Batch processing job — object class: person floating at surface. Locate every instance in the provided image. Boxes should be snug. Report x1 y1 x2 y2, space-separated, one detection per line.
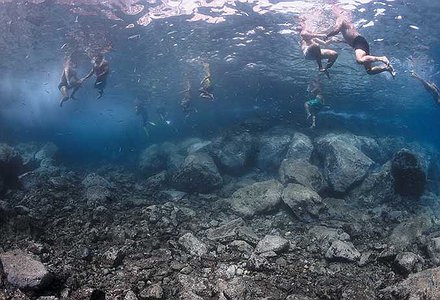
299 18 339 78
324 8 396 78
411 71 440 105
304 84 325 129
81 53 110 99
58 57 82 107
199 62 214 101
134 98 155 137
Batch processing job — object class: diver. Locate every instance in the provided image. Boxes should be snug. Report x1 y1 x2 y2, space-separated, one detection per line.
323 7 396 78
135 98 155 137
411 71 440 105
304 83 325 129
58 57 82 107
299 17 339 78
81 53 110 99
199 62 214 101
181 77 193 117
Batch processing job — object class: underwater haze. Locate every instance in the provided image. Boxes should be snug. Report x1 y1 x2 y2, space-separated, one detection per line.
0 0 439 163
3 0 440 299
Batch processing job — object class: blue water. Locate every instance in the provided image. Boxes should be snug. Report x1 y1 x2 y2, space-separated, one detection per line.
1 0 440 164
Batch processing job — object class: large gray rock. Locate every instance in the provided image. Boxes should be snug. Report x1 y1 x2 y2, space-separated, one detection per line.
178 233 208 257
281 183 324 220
427 237 440 265
15 143 41 172
254 235 289 254
257 129 292 171
391 149 426 198
0 250 51 289
34 142 58 162
348 162 396 207
279 159 326 192
0 144 23 194
394 252 424 274
82 173 113 189
210 131 256 174
139 144 168 176
229 180 283 217
389 214 433 251
171 152 223 193
206 218 259 245
380 266 440 299
325 240 360 262
285 132 313 161
308 226 351 252
316 134 374 193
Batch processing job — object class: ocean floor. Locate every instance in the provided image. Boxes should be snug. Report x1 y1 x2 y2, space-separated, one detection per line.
2 123 440 299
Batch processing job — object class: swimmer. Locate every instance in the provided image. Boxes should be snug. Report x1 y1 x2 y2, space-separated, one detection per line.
81 53 110 99
304 84 325 129
199 62 214 101
411 71 440 105
135 98 155 137
299 18 339 77
324 8 395 78
58 57 82 107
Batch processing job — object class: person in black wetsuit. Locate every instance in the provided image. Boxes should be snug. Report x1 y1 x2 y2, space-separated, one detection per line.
324 8 396 78
135 98 154 137
81 53 110 99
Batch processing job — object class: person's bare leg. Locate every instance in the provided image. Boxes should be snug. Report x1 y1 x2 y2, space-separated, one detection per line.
356 50 395 78
321 49 338 69
59 86 69 107
304 102 311 119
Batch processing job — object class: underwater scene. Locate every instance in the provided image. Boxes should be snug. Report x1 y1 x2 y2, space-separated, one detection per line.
2 0 440 299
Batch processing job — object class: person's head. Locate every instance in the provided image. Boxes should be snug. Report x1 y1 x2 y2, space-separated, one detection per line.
92 53 104 64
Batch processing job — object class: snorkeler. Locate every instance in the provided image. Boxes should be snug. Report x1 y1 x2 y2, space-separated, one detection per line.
304 83 325 129
135 98 155 137
411 71 440 105
324 8 396 78
199 62 214 101
81 53 110 99
58 57 82 107
181 77 193 117
299 18 339 78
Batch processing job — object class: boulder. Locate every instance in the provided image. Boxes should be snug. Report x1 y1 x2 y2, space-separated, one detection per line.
217 278 248 300
325 240 360 262
34 142 58 162
391 149 426 198
0 250 51 289
82 173 113 189
171 152 223 193
210 131 256 174
316 134 374 193
380 266 440 299
187 140 211 154
348 162 395 207
178 233 208 257
279 159 326 192
427 237 440 265
229 180 283 217
285 132 313 161
257 128 292 171
139 144 168 176
281 183 324 220
394 252 424 274
142 283 163 299
206 218 259 245
254 235 289 254
15 143 40 172
389 214 432 251
85 185 112 206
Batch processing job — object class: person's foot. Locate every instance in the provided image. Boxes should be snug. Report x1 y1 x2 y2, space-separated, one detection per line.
97 91 103 99
388 64 396 79
320 68 330 79
381 56 390 66
59 96 68 107
306 113 311 120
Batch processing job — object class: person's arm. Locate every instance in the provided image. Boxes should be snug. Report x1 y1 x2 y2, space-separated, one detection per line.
200 76 210 85
325 18 343 38
411 72 436 91
301 31 326 40
81 68 94 83
97 61 109 77
313 37 345 45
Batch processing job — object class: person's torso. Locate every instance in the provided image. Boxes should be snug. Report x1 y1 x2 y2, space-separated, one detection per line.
94 61 108 76
341 22 359 46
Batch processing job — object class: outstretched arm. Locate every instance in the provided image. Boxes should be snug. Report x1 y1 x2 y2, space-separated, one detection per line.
325 18 344 38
